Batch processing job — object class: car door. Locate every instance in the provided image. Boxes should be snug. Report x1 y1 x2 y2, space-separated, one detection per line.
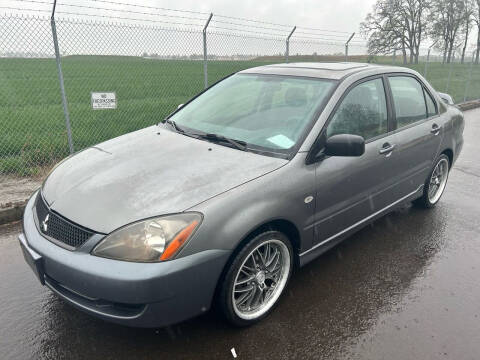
380 75 443 203
311 76 400 246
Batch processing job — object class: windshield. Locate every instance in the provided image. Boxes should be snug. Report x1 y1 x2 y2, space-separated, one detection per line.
168 74 336 156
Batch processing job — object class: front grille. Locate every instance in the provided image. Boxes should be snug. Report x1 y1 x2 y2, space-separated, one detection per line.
35 194 94 249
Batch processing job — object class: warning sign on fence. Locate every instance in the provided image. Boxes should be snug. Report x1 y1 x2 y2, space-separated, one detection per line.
91 92 117 109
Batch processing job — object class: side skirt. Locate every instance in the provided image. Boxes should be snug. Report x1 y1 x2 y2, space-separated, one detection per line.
298 185 424 267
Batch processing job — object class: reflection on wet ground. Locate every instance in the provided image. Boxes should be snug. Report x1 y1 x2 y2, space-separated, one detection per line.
1 109 479 360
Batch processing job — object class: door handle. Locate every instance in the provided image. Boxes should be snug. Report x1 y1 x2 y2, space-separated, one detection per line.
430 124 442 135
379 143 396 155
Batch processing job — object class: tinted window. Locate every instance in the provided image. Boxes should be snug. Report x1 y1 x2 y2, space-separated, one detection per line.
327 78 388 141
424 89 437 117
389 76 427 128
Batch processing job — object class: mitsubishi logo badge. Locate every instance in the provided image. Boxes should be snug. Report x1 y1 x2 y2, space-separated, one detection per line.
42 214 49 232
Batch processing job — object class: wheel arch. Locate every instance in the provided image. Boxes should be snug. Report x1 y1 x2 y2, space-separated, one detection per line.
212 218 301 305
231 218 301 267
441 148 453 167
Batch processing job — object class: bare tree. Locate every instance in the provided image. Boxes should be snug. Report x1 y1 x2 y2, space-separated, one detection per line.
475 0 480 63
430 0 466 63
398 0 429 63
361 0 401 60
460 0 475 63
361 0 428 64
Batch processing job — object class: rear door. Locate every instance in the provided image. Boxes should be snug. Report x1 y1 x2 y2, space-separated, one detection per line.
312 76 399 245
380 74 443 202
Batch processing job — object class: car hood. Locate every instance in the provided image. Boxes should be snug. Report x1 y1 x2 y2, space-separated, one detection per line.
42 126 287 233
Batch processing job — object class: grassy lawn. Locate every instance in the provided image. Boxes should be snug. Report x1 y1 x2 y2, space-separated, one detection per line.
1 55 479 176
386 60 480 103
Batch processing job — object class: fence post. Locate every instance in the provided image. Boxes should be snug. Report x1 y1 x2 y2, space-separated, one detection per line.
51 0 74 154
202 13 213 89
423 48 431 77
424 41 437 79
463 49 476 102
446 53 455 93
345 32 355 62
285 26 296 63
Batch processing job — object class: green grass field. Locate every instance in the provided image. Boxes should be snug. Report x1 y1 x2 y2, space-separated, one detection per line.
1 55 479 176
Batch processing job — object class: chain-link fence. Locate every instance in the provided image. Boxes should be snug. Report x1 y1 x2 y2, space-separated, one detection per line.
1 13 68 177
1 2 480 178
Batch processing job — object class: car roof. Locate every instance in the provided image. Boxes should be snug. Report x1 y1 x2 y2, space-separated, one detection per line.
238 62 412 80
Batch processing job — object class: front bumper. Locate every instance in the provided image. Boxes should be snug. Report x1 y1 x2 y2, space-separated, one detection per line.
19 191 231 327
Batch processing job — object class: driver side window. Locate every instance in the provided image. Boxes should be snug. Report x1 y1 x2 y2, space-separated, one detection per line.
327 78 388 141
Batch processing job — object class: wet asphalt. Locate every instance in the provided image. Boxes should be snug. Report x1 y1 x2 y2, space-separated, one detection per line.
1 108 480 360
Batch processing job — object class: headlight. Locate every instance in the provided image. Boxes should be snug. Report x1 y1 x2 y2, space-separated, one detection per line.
92 213 202 262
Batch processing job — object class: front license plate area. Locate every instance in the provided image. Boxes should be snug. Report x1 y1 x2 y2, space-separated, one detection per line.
19 236 45 285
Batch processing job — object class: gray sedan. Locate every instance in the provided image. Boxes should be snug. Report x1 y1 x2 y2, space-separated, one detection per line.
19 62 464 327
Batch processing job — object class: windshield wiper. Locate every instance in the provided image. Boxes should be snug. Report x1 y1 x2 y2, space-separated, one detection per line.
198 133 248 151
164 119 185 133
163 122 248 151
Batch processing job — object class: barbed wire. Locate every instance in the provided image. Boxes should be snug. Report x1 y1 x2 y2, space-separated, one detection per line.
54 10 205 28
5 0 360 41
7 0 52 6
0 6 49 13
8 0 358 36
208 25 291 38
210 19 295 34
209 20 359 40
0 9 366 43
56 2 208 24
1 1 369 48
85 0 210 16
296 26 352 34
295 31 351 39
213 13 354 35
213 13 291 29
0 9 368 44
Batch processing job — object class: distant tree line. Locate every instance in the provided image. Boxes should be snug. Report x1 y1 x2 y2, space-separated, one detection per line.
361 0 480 64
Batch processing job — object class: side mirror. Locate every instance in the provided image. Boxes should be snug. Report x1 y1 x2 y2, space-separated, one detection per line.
324 134 365 157
437 92 454 105
177 103 184 109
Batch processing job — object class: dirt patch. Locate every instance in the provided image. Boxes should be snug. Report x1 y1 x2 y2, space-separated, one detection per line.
457 99 480 111
0 175 42 208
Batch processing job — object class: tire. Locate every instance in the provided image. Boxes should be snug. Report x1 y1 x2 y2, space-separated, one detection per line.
218 230 293 327
413 154 450 209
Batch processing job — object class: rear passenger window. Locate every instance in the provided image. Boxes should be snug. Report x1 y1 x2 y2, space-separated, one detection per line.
327 78 388 141
424 89 437 117
389 76 427 128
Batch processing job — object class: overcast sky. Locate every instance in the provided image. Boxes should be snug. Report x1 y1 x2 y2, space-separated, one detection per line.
3 0 375 36
153 0 376 34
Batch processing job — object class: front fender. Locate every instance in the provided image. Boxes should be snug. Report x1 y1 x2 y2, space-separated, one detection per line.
179 154 316 258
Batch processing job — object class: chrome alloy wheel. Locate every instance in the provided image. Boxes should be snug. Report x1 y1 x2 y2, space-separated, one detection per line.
428 158 449 204
232 239 290 320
